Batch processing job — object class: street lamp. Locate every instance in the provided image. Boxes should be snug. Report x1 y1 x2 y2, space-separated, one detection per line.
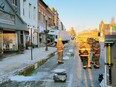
44 17 49 51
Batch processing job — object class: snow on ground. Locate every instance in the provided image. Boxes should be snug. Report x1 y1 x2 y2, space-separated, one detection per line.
69 49 73 53
0 47 57 83
9 72 48 82
63 56 69 60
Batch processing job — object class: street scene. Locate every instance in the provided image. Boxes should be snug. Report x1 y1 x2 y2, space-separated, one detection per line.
0 0 116 87
0 42 104 87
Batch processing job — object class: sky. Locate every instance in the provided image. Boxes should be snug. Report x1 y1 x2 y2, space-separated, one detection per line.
43 0 116 32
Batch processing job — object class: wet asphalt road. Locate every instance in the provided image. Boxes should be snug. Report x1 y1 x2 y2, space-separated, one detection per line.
0 42 105 87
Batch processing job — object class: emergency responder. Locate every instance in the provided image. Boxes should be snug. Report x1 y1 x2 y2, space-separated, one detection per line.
79 46 88 69
87 38 94 63
87 38 93 48
56 38 64 64
78 40 89 69
78 41 85 62
79 46 84 62
90 38 96 64
91 38 101 68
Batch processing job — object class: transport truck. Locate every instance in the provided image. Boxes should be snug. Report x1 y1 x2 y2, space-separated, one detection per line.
48 29 70 46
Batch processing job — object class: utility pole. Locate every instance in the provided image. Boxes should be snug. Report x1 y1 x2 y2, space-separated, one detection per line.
45 19 48 51
31 28 33 60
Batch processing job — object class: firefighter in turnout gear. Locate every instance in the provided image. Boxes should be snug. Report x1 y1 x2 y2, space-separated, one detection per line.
87 38 95 63
91 38 101 68
79 46 89 69
79 41 90 69
56 38 64 64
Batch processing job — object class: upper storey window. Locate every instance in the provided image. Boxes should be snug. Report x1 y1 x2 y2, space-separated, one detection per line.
12 0 17 6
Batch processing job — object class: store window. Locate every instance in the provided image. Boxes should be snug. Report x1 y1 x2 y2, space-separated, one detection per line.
3 33 18 51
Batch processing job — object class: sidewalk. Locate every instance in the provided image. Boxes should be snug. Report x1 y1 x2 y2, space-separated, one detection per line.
0 47 57 84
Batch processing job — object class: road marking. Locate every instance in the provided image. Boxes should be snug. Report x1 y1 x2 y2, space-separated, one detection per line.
88 69 94 87
68 74 73 87
84 71 88 87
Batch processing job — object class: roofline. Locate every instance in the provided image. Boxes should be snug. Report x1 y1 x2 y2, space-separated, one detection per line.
39 0 48 8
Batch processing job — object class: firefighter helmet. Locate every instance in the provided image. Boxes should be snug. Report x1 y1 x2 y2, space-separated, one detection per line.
58 38 62 41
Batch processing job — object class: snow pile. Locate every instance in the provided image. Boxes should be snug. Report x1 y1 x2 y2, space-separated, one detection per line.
9 72 48 82
69 49 73 53
53 69 66 73
9 75 34 81
63 56 69 60
66 53 71 55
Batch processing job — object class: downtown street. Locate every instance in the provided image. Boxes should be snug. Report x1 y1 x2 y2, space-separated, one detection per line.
0 42 104 87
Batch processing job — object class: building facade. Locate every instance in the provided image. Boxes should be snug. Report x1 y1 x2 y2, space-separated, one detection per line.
19 0 38 47
50 7 59 29
38 0 55 45
0 0 27 55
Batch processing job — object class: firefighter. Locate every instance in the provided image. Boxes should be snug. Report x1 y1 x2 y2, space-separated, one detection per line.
80 46 88 69
78 41 85 62
79 46 84 62
92 38 101 68
56 38 64 64
87 38 95 63
79 40 89 69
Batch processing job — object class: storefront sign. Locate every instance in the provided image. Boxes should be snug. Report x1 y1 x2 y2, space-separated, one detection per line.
0 18 15 25
0 12 15 25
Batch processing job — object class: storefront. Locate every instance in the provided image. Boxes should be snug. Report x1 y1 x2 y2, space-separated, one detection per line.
0 0 27 55
3 31 18 51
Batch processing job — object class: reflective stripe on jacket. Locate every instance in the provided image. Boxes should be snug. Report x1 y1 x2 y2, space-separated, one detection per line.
80 55 89 57
95 54 100 57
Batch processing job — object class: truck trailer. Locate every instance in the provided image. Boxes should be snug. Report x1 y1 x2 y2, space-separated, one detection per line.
48 29 70 46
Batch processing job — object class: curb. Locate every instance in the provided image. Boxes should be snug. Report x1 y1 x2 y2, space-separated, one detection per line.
0 51 56 84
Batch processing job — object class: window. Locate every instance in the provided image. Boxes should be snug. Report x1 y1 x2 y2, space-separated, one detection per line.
23 0 26 16
39 12 41 21
43 15 45 22
12 0 17 6
40 12 42 22
41 14 43 22
33 7 36 20
3 33 18 51
29 3 31 18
